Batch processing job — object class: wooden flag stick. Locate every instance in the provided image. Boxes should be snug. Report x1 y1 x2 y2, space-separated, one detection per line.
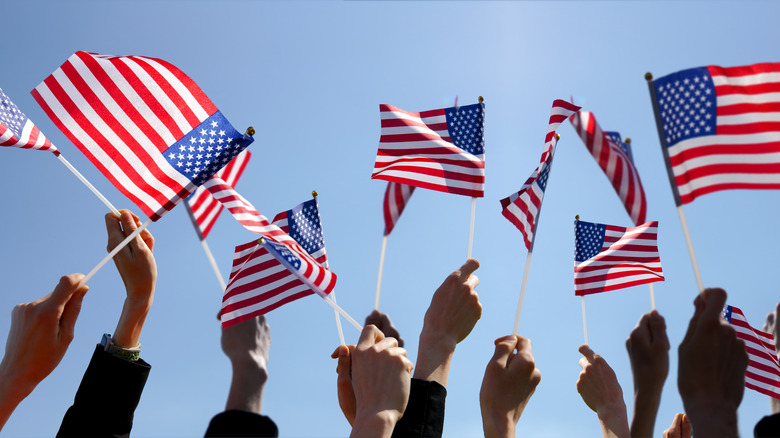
82 218 154 285
648 283 656 311
57 154 119 215
312 190 345 345
467 196 476 259
184 202 227 291
374 235 388 310
512 251 533 336
581 296 589 345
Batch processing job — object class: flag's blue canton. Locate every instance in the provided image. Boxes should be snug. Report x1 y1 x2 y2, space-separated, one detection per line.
654 67 717 148
445 102 485 156
163 110 253 186
264 239 302 270
537 162 551 192
605 131 634 162
287 199 325 255
574 220 606 262
722 305 733 322
0 89 29 137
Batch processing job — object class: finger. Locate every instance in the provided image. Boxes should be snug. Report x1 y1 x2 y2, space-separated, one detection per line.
357 324 383 349
648 310 670 349
456 258 480 282
578 344 596 361
335 345 352 376
104 211 126 250
48 274 86 311
466 274 479 289
578 356 589 370
60 283 89 341
681 413 691 438
699 288 728 326
375 336 399 351
119 210 145 253
490 335 519 367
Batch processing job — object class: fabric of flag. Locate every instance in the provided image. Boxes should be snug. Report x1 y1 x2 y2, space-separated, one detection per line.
574 219 664 296
186 150 251 239
220 197 335 328
32 51 253 221
0 88 57 154
500 99 581 250
569 110 647 225
723 305 780 400
651 62 780 205
372 102 485 197
383 181 415 236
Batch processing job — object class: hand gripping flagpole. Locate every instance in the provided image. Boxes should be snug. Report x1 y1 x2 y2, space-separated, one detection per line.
55 153 119 215
313 190 346 346
512 133 560 336
466 96 484 260
184 201 227 291
82 217 154 285
645 73 704 292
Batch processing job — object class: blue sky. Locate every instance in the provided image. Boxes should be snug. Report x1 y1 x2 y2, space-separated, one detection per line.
2 1 779 437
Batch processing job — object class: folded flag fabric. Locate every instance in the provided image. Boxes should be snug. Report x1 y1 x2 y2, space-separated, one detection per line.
221 197 334 328
383 181 415 236
723 305 780 400
500 100 580 250
650 62 780 205
32 51 253 221
574 219 664 296
372 101 485 197
570 110 647 225
187 150 251 239
1 88 57 154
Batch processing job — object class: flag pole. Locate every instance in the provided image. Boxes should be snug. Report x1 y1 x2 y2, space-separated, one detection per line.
581 295 589 345
648 283 656 311
82 218 154 285
56 153 119 215
646 72 704 292
512 133 560 335
313 190 346 346
467 196 476 259
184 202 227 291
374 235 388 310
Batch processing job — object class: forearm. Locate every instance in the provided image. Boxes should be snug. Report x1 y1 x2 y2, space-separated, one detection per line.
112 295 153 348
629 390 662 438
224 360 267 413
412 332 456 386
481 413 515 438
0 362 37 430
684 402 739 437
597 404 630 438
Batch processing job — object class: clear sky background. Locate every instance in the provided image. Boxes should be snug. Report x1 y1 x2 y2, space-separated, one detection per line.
2 1 779 437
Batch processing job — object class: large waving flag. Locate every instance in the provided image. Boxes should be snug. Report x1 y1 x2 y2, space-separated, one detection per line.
32 51 253 221
221 196 334 328
187 150 251 239
500 100 581 250
1 88 57 154
372 101 485 197
570 111 647 225
649 62 780 205
574 219 664 296
723 305 780 400
383 182 415 236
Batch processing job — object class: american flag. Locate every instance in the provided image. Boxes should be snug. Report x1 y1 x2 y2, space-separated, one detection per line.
723 305 780 400
383 181 415 236
220 197 335 328
186 150 251 239
32 51 253 221
500 100 580 250
1 88 57 154
569 111 647 225
574 219 664 296
372 102 485 198
650 63 780 205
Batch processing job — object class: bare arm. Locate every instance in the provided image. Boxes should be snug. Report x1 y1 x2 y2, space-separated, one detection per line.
626 311 669 437
576 345 630 438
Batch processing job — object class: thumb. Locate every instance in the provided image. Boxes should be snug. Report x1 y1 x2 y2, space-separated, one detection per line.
491 335 518 367
48 274 86 311
60 284 89 341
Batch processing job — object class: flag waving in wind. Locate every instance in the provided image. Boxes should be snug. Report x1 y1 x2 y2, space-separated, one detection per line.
1 88 57 154
722 305 780 400
383 182 415 236
221 196 334 328
32 51 253 221
500 99 580 250
372 101 485 197
649 62 780 205
574 219 664 296
570 110 647 225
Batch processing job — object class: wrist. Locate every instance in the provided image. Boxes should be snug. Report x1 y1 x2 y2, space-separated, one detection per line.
683 400 739 436
350 410 400 438
112 298 152 348
481 412 516 438
413 333 456 385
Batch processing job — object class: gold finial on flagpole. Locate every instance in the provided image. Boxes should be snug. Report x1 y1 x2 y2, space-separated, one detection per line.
246 126 256 136
478 96 484 103
645 72 653 81
312 190 319 198
625 138 632 145
556 133 561 140
258 237 265 245
575 215 580 220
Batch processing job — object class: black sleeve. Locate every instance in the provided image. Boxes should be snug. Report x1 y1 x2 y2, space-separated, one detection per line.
204 410 278 437
754 412 780 438
391 378 447 438
57 344 151 438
